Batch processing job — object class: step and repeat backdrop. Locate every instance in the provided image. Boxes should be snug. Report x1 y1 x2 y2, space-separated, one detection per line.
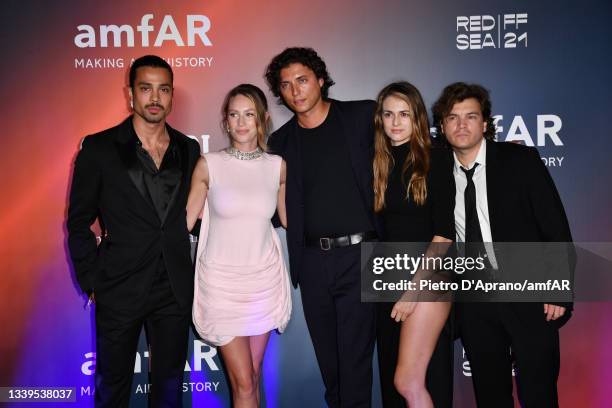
1 0 611 406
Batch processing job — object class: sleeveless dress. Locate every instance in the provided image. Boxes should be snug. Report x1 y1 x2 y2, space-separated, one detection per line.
193 151 292 346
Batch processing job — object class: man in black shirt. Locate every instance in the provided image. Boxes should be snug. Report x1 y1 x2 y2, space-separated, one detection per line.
67 55 200 407
266 47 381 407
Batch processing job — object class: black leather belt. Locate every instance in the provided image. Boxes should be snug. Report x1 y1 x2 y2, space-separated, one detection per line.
305 231 378 251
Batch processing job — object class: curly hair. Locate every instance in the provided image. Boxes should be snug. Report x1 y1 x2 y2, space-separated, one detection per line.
432 82 496 142
264 47 335 103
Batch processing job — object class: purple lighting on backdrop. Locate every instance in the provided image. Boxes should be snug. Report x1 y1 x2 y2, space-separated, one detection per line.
189 370 224 408
189 342 225 408
263 332 280 408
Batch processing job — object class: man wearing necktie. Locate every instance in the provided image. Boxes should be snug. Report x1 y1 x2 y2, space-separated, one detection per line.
432 82 573 407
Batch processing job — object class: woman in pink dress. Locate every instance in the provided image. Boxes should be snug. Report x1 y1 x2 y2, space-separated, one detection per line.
186 84 291 408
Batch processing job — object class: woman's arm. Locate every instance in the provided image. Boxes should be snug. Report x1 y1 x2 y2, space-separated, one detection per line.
277 159 287 228
186 156 209 231
390 235 453 322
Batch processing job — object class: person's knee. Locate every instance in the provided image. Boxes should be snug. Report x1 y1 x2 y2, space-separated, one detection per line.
252 363 262 383
231 370 256 398
394 369 426 401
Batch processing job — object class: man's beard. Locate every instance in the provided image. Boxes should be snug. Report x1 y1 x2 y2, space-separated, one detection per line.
136 104 168 124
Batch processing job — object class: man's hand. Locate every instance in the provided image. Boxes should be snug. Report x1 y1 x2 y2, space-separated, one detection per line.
85 292 95 309
544 304 565 321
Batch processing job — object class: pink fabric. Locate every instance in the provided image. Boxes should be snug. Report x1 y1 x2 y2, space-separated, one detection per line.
193 151 291 346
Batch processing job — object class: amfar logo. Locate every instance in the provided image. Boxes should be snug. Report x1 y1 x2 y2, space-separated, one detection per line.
432 114 566 167
74 14 212 48
456 13 527 50
493 114 562 147
80 340 220 375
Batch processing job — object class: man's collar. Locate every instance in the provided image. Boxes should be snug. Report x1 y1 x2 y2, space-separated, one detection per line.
128 117 177 148
453 138 487 172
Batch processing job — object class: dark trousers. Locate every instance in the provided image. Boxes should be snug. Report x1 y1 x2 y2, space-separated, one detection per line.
300 245 376 408
459 302 563 408
376 303 454 408
94 264 190 408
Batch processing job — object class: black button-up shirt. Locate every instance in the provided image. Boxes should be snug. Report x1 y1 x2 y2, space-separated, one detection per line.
133 129 182 221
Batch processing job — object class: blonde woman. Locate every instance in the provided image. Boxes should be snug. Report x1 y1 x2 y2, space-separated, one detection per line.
187 84 291 408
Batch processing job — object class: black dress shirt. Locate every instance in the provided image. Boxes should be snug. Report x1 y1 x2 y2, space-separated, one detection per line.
134 131 182 221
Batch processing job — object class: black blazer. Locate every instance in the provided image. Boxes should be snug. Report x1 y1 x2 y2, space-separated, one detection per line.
268 99 383 287
67 117 201 311
449 139 574 309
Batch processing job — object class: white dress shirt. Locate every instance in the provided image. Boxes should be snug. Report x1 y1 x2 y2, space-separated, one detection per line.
453 138 497 267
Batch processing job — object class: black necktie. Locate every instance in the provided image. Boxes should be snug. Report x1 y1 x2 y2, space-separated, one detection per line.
461 164 483 245
461 163 494 287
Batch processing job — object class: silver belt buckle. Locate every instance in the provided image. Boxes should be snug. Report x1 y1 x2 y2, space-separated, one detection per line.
320 237 332 251
350 233 364 245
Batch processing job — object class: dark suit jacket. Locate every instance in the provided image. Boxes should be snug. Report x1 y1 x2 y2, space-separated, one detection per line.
449 139 575 310
268 99 383 287
67 117 201 311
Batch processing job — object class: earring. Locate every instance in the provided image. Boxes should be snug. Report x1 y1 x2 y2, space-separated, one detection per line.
130 100 133 109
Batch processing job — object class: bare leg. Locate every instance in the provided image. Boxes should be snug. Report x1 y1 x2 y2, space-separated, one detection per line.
249 332 271 406
219 337 257 408
394 302 451 407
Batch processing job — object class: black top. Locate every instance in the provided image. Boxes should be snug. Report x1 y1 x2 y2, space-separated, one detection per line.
268 99 379 287
382 143 455 242
299 102 374 238
67 116 201 310
134 130 182 221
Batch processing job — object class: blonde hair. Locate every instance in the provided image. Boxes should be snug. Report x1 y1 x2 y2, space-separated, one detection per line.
221 84 270 151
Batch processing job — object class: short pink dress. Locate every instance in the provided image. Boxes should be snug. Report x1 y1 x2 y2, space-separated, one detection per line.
193 150 291 346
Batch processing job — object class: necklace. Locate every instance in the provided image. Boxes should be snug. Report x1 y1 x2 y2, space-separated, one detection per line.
225 146 263 160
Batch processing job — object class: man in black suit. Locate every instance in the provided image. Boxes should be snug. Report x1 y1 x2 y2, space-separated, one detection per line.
67 55 200 408
433 82 573 407
265 47 380 407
